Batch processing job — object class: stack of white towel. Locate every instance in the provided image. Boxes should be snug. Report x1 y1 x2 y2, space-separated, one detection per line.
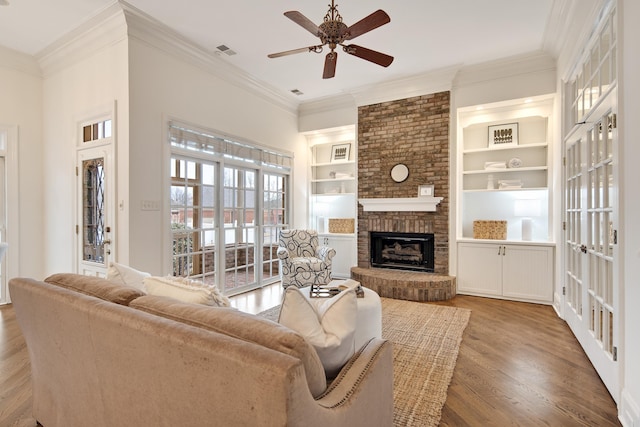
484 161 507 170
498 179 523 189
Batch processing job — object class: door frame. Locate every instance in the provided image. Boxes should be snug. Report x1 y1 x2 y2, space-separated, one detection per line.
0 124 19 304
75 106 116 278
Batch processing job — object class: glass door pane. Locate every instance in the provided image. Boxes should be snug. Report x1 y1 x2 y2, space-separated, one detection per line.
170 158 217 286
82 158 106 264
263 172 287 283
565 138 583 316
223 166 257 293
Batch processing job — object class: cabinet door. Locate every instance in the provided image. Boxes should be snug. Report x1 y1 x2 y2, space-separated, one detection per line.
501 245 553 302
457 243 502 296
322 235 356 279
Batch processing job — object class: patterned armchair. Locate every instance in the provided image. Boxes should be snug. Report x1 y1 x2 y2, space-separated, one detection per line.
277 229 336 289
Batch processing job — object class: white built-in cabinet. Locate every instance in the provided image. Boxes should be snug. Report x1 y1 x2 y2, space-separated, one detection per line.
320 234 357 279
305 126 357 279
457 241 554 303
456 95 555 304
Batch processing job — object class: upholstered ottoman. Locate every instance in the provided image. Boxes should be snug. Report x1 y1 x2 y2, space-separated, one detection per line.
279 279 384 377
304 280 383 351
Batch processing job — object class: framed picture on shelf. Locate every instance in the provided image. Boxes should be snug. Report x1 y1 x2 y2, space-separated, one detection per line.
418 184 434 197
330 143 351 163
488 123 518 148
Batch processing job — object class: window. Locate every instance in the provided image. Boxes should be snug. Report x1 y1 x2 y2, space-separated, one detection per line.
169 123 292 294
83 119 112 143
565 8 617 125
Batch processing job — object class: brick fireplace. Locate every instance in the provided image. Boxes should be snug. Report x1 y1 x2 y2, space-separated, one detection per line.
357 91 450 272
352 91 455 301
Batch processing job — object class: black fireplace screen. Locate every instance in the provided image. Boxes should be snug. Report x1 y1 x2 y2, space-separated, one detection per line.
370 231 435 272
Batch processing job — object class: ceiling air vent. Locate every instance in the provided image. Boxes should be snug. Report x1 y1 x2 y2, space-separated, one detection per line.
216 44 237 56
291 89 304 96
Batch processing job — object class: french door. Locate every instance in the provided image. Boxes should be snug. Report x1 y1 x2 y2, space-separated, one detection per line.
564 98 619 401
222 165 259 293
170 155 287 294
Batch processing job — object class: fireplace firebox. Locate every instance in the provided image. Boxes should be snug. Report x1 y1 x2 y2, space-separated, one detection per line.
370 231 435 272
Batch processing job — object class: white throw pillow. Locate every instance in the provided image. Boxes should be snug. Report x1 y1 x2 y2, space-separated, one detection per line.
278 285 357 378
106 262 150 292
144 276 230 307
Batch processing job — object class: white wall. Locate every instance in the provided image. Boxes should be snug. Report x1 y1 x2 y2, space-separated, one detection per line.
0 46 44 280
41 33 130 276
619 0 640 423
127 38 304 275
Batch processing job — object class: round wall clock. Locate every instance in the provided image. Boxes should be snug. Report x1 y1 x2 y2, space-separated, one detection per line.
390 163 409 183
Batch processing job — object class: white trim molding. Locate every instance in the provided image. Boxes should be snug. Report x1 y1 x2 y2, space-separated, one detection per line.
358 197 443 212
620 388 640 427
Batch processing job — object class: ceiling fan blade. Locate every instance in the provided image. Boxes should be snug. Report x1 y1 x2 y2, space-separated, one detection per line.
344 10 390 40
343 44 394 67
268 46 322 58
284 11 326 38
323 52 337 79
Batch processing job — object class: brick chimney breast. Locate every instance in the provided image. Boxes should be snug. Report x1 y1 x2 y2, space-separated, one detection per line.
357 92 450 274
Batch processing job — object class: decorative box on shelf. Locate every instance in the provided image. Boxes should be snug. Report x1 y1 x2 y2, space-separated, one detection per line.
328 218 355 234
473 220 507 240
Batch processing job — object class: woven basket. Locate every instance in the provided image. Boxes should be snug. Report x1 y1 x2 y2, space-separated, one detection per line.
328 218 355 234
473 220 507 240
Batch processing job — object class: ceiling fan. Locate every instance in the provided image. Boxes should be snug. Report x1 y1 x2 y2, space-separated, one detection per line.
268 1 394 79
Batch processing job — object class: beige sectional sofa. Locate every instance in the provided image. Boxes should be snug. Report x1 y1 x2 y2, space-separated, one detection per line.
9 274 393 427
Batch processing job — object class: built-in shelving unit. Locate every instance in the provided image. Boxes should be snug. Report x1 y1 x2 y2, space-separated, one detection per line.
457 95 555 241
456 94 556 304
305 126 357 279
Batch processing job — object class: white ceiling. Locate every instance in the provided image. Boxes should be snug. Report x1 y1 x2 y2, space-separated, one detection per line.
0 0 556 102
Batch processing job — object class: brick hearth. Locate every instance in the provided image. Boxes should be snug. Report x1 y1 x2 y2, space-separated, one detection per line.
351 267 456 302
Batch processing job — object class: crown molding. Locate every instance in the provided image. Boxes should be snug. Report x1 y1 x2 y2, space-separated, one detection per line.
298 65 460 111
453 50 556 89
36 2 128 77
542 0 575 58
119 1 298 117
33 1 299 115
298 93 356 117
0 44 41 77
349 65 460 107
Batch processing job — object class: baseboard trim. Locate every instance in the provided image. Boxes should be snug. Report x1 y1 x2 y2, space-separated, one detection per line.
619 388 640 427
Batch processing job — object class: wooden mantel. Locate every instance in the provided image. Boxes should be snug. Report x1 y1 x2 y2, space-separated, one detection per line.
358 197 444 212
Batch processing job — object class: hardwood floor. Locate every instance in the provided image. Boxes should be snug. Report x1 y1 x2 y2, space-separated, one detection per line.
0 286 620 426
434 296 620 426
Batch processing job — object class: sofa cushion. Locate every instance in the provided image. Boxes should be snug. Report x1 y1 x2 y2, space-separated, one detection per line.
44 273 145 306
106 262 150 291
278 284 358 378
130 295 327 397
144 276 230 307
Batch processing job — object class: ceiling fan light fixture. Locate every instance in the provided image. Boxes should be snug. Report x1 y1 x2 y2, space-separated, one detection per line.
268 1 393 78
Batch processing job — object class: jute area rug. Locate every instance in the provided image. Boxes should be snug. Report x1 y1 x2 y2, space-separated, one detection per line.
258 297 471 427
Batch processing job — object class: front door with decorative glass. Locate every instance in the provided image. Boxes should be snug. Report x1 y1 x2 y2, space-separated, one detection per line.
76 119 114 277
